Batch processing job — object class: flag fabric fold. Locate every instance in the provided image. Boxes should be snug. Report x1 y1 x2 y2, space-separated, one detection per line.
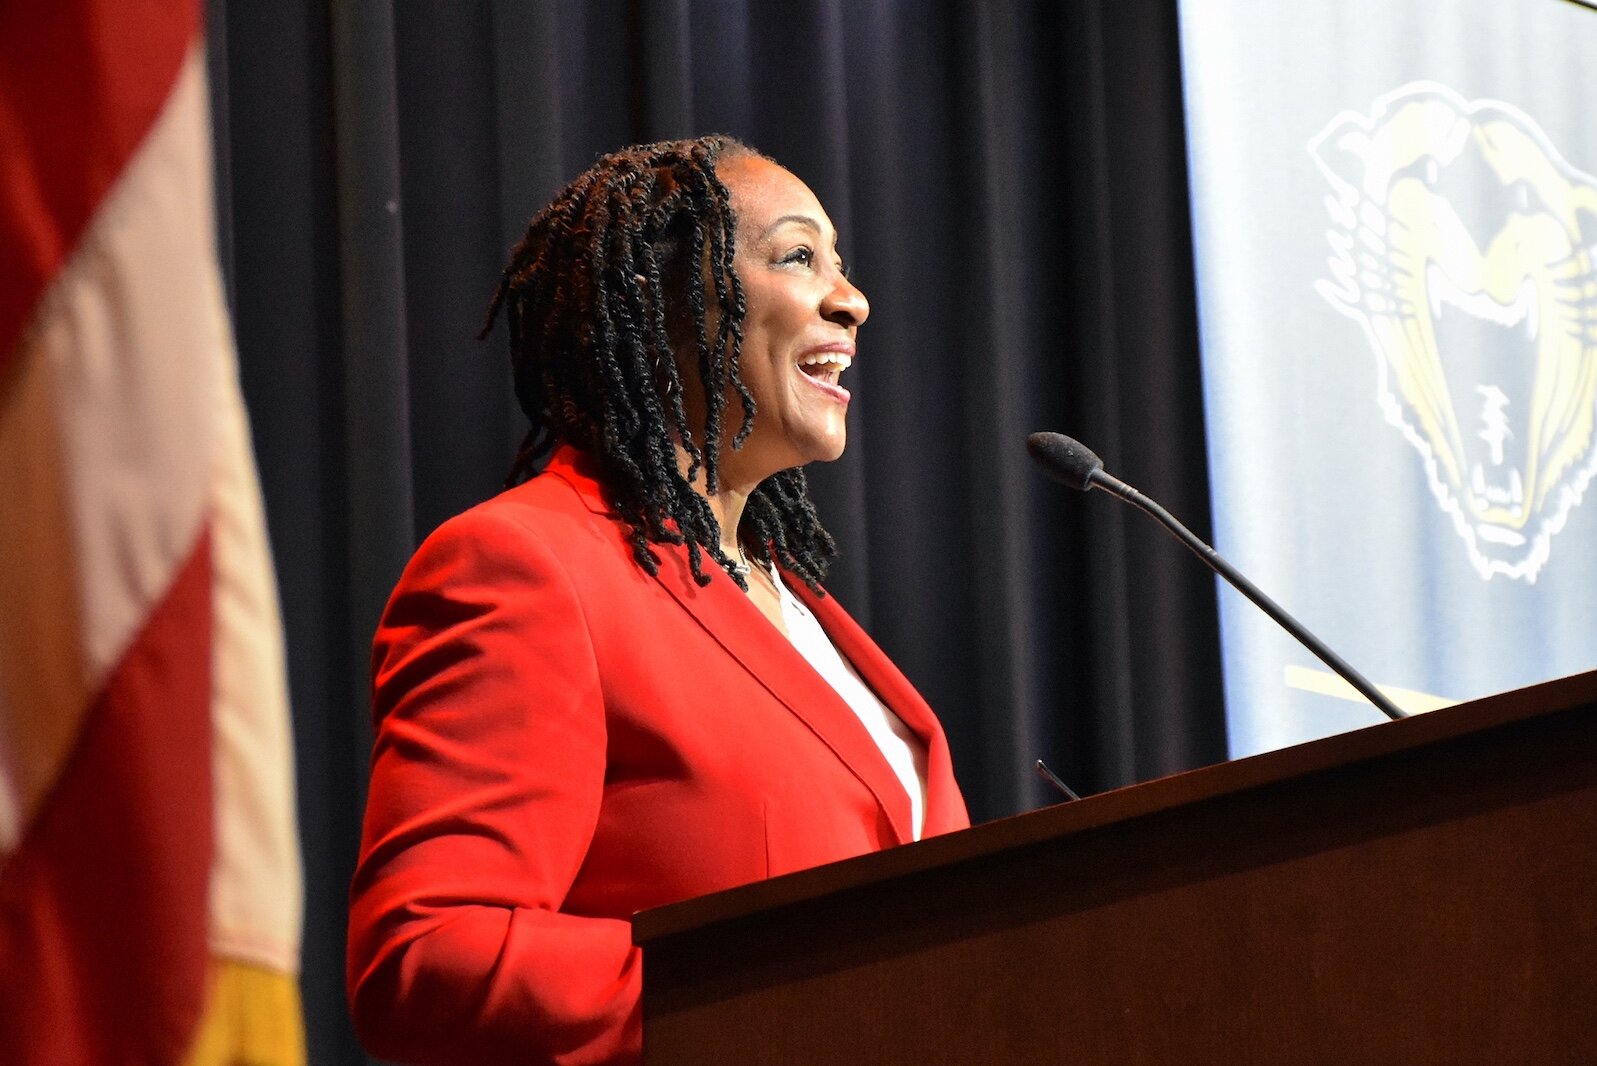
1 4 304 1062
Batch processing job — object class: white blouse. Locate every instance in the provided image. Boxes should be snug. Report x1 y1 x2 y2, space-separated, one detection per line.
771 569 929 840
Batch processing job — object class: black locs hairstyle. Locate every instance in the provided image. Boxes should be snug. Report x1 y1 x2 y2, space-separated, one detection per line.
482 135 836 591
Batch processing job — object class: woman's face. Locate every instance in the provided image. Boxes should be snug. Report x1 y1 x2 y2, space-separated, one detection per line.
712 154 869 485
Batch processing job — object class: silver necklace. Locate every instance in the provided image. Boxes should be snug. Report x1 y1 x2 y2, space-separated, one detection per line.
728 544 771 583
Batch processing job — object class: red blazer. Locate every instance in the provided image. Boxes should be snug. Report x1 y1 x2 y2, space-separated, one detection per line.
347 447 969 1066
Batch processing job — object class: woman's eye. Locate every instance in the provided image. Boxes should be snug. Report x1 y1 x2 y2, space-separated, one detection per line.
780 246 815 267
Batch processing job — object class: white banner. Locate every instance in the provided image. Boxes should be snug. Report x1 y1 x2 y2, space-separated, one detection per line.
1179 0 1597 755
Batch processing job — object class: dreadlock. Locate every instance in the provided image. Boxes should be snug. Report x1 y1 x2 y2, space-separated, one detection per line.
481 135 837 591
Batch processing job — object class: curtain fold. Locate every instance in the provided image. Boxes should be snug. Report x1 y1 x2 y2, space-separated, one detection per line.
211 1 1226 1061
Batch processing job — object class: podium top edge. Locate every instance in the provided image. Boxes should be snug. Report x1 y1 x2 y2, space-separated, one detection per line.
632 667 1597 946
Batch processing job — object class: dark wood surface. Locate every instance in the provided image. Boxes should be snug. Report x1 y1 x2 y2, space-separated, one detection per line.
635 670 1597 1064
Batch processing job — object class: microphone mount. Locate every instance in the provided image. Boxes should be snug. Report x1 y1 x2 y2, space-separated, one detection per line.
1027 432 1409 723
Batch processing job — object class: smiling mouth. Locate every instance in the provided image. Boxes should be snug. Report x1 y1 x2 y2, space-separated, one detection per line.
798 351 852 384
797 351 852 397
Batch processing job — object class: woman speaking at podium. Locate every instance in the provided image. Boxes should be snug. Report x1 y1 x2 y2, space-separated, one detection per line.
346 136 969 1065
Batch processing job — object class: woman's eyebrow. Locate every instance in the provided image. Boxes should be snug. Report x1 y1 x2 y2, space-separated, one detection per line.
759 214 825 240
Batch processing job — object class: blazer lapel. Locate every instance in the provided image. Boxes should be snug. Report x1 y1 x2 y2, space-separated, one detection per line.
795 583 966 838
649 547 915 845
543 447 915 845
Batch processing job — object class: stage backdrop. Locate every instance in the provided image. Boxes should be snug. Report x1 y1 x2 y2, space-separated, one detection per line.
207 2 1224 1061
1180 0 1597 756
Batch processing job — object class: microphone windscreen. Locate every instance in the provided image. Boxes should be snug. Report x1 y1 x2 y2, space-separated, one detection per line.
1026 432 1104 491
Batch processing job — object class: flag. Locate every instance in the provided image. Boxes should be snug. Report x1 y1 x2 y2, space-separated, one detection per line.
0 2 305 1062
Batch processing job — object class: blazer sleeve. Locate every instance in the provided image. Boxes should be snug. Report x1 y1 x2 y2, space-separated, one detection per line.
347 506 642 1066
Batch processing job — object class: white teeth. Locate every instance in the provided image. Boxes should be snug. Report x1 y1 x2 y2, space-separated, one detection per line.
798 353 852 370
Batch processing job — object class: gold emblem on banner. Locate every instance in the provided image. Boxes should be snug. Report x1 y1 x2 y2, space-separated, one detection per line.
1310 81 1597 582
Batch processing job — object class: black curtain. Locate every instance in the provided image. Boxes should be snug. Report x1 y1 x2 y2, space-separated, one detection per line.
208 1 1224 1061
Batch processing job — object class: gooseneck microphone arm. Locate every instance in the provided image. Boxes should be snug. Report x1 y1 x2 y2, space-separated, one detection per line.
1026 432 1409 722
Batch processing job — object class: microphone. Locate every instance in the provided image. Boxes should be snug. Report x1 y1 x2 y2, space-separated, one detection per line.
1034 759 1082 802
1026 432 1408 722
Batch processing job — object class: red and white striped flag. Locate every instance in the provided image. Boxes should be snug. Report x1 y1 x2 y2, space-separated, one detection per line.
0 3 304 1062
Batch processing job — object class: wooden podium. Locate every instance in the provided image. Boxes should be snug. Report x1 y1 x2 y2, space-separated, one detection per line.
634 670 1597 1064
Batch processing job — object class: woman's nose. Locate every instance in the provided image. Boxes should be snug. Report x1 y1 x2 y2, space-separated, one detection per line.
824 272 869 327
